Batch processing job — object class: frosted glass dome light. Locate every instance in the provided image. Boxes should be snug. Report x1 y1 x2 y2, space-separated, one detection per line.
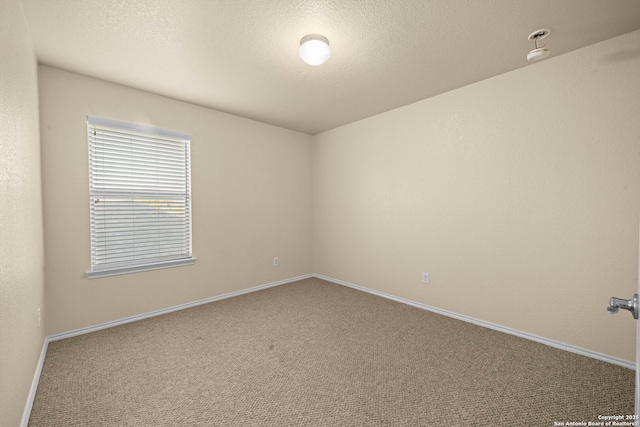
299 35 331 66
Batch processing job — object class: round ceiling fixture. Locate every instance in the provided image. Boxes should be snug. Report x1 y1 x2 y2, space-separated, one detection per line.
299 35 331 66
527 29 551 61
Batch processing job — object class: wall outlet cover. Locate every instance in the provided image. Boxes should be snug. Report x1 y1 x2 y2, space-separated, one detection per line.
422 272 430 284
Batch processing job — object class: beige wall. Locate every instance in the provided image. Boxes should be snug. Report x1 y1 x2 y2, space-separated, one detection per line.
313 30 640 362
0 0 46 425
39 66 313 335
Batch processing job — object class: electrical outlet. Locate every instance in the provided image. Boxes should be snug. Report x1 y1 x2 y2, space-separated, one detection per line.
273 257 279 267
37 308 41 328
421 272 430 284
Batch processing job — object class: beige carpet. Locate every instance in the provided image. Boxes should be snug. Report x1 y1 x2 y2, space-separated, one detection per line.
28 278 634 426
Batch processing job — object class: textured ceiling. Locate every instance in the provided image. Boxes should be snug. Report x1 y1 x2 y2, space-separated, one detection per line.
20 0 640 135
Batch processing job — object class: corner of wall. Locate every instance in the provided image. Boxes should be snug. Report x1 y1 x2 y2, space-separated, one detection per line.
0 1 46 426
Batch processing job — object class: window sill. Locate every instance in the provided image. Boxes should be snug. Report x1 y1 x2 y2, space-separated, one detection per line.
86 257 196 279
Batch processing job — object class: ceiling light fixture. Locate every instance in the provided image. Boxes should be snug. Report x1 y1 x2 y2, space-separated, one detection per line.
527 29 551 61
299 35 331 66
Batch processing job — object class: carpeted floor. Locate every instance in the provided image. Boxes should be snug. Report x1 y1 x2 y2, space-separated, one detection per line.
28 278 634 426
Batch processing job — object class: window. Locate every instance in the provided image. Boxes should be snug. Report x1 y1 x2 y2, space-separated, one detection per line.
86 116 195 278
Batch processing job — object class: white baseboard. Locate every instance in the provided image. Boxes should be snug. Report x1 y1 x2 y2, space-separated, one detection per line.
48 274 314 342
21 337 48 427
313 273 635 371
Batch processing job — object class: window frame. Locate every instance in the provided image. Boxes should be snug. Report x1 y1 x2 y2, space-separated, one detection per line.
86 115 195 279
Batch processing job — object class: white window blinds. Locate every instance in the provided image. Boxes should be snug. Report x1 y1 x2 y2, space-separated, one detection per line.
87 116 195 279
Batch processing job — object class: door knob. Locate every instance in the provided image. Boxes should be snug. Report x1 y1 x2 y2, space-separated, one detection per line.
607 294 639 319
